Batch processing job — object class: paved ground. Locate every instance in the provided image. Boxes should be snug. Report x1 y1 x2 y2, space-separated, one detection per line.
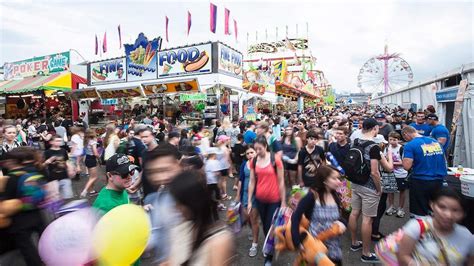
2 165 409 265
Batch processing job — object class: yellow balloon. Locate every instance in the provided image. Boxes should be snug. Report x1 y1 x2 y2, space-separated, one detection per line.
93 204 151 266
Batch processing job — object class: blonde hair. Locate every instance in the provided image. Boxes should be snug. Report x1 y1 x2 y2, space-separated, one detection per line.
104 123 117 148
222 117 231 130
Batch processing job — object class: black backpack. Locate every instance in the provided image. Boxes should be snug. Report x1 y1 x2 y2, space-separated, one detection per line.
341 139 376 185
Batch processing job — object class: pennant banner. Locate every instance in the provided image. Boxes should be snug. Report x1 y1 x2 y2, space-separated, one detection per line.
234 19 238 42
165 16 169 42
210 3 217 33
224 8 230 35
118 25 122 49
187 11 192 36
95 34 98 55
102 32 107 53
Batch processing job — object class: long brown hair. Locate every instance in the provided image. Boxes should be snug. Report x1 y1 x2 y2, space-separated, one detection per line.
313 165 342 208
84 129 97 147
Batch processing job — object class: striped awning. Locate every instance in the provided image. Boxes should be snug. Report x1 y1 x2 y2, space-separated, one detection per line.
0 73 63 94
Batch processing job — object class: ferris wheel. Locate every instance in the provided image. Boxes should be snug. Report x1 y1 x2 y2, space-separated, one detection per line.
357 45 413 94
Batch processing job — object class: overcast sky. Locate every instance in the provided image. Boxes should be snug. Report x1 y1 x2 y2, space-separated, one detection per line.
0 0 472 93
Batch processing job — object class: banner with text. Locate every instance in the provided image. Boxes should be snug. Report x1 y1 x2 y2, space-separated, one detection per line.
217 43 243 78
89 57 127 85
158 43 212 78
3 52 70 80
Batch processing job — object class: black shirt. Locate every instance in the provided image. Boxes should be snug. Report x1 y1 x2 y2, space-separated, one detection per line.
328 142 350 165
298 145 325 187
44 148 69 181
126 137 146 165
232 143 246 167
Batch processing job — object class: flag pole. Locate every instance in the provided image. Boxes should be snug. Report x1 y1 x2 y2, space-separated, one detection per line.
276 26 278 42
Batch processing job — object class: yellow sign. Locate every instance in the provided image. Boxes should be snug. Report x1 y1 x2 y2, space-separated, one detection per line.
143 80 199 96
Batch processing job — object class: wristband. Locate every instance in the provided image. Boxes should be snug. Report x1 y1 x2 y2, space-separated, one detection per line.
314 252 325 264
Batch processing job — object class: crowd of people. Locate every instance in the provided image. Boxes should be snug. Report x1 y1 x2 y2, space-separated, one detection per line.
0 103 473 266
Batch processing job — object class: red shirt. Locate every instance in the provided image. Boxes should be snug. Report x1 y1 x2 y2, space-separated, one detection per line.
250 154 283 203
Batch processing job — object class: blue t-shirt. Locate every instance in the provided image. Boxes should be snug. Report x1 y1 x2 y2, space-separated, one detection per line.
430 124 450 153
403 137 447 180
409 122 433 136
243 130 257 145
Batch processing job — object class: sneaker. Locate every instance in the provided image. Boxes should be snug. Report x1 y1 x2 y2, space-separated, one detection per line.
361 253 380 263
385 206 396 216
248 244 258 257
396 208 406 218
88 190 98 196
371 232 385 241
350 241 363 251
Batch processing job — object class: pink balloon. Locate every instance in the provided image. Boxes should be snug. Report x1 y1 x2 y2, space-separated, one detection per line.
39 208 100 266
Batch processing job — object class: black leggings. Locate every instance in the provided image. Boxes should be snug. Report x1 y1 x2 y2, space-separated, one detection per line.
372 192 387 235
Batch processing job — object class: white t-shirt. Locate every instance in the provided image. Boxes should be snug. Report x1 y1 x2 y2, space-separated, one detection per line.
403 217 474 266
350 129 364 143
70 134 84 157
387 144 408 178
205 159 221 185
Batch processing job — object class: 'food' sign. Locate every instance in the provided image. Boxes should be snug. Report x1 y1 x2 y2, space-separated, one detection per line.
158 43 213 78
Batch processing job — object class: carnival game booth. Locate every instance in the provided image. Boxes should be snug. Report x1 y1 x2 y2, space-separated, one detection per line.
0 72 86 119
244 35 334 113
0 51 87 119
83 34 244 126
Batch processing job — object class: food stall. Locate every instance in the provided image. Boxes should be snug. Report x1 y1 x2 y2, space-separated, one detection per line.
79 34 244 127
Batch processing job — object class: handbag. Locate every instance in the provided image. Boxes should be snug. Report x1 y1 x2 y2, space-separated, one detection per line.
381 169 398 193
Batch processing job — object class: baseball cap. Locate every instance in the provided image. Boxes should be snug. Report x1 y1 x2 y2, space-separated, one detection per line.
426 113 439 121
374 134 388 144
217 135 230 142
374 113 386 119
106 153 133 176
362 118 379 130
168 131 180 139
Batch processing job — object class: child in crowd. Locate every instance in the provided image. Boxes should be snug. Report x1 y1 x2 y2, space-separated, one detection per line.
205 148 226 219
385 131 408 218
232 134 246 190
44 135 73 200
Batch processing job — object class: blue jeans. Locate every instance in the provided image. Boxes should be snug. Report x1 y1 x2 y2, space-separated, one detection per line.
255 199 280 238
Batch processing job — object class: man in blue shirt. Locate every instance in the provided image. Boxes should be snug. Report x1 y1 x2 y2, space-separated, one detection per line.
426 113 450 154
243 121 257 145
402 126 447 217
409 112 432 136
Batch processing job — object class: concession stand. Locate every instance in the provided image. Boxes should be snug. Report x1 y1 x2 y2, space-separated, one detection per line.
76 33 243 126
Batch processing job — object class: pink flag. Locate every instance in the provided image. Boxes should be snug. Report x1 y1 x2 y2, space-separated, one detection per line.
224 8 230 35
210 3 217 33
165 16 169 42
187 11 192 36
118 25 122 49
233 19 238 41
95 34 98 55
102 32 107 53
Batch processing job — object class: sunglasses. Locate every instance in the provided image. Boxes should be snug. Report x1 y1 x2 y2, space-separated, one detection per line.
322 124 328 127
110 171 132 179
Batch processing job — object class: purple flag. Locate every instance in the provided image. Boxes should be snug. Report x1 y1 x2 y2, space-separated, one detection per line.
210 3 217 33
